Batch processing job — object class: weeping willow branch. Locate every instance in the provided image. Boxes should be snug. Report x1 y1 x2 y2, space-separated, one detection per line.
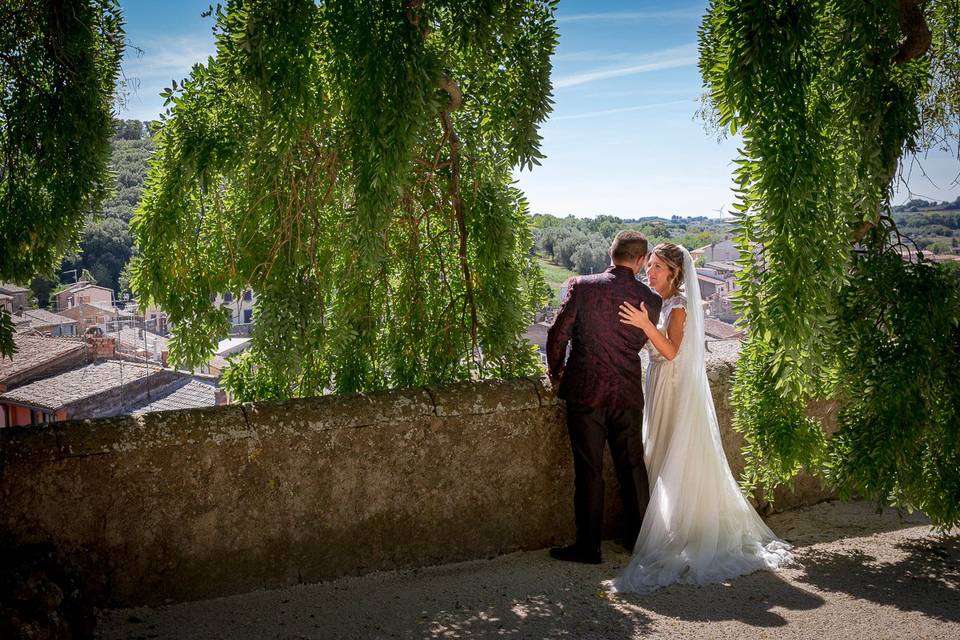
133 0 555 395
894 0 932 64
439 90 479 354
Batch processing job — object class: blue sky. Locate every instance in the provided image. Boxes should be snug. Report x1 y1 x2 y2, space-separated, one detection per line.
118 0 959 218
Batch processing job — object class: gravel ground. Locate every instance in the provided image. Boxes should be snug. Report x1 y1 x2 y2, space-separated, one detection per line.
97 501 959 640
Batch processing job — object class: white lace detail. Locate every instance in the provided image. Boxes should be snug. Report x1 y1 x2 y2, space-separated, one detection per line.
645 295 685 364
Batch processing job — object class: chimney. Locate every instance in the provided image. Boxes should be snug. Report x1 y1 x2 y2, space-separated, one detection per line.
86 336 117 361
214 388 228 406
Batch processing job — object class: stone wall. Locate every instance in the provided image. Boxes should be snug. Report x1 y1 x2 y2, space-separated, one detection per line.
0 348 834 607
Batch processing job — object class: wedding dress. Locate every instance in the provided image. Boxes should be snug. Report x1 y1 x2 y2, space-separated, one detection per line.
608 247 792 593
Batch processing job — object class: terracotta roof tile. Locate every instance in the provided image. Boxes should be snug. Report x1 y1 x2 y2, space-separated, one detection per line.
131 380 218 414
0 334 86 384
0 360 165 411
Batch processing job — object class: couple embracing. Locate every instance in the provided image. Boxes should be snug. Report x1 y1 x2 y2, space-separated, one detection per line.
546 231 792 593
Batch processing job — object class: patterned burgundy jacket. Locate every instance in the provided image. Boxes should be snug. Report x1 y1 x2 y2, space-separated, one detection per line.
546 265 662 411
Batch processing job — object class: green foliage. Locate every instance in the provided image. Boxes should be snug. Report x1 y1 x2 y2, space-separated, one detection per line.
0 0 124 354
132 0 557 399
890 208 959 251
535 257 576 306
701 0 960 527
531 213 731 276
62 217 133 293
828 246 960 530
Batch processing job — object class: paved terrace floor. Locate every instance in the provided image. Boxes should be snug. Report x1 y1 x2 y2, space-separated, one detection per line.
97 501 959 640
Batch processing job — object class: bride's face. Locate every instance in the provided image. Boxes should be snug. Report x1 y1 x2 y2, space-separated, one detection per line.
645 253 674 295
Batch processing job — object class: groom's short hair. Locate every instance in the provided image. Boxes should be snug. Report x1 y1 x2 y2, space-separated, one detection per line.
610 230 648 262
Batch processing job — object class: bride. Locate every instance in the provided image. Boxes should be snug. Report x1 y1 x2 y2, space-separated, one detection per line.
609 243 792 592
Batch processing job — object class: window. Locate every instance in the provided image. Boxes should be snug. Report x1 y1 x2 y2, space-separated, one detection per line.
223 292 233 303
243 289 252 302
243 309 253 324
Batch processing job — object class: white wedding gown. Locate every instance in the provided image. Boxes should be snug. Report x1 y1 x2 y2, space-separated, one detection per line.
608 248 792 593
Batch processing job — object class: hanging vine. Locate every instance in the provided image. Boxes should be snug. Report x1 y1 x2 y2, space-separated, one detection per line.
132 0 556 397
700 0 960 528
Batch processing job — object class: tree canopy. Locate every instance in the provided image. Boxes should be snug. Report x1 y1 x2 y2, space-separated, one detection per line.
0 0 124 354
132 0 557 397
700 0 960 529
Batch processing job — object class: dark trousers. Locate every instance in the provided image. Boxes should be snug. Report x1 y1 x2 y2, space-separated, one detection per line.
565 400 649 552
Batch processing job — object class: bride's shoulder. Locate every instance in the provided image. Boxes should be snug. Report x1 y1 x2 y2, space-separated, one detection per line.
664 294 685 310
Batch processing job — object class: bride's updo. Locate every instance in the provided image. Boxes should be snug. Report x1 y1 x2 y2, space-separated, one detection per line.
650 243 685 293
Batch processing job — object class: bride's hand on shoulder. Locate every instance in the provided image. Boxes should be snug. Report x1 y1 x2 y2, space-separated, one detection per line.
619 301 653 331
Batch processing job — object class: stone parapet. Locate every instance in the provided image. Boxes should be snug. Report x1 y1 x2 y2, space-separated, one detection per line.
0 347 833 606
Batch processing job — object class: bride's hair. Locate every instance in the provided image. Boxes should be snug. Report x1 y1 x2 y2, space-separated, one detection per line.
650 243 685 293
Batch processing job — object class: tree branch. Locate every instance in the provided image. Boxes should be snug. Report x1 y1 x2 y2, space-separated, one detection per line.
440 104 479 354
893 0 932 64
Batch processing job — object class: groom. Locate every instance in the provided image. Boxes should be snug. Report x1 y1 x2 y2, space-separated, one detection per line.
546 230 662 564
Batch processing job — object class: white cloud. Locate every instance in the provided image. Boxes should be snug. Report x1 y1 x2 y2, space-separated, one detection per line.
552 99 694 121
553 44 698 89
557 9 702 23
123 34 216 80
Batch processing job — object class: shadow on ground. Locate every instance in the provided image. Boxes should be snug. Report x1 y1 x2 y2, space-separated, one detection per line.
768 499 931 549
794 534 960 623
99 502 956 640
609 569 825 628
108 552 657 640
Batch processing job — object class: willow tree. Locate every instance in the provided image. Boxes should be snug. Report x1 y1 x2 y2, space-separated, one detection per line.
132 0 555 398
0 0 124 356
700 0 960 528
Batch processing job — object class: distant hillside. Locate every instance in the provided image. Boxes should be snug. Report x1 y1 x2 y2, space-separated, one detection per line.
529 213 733 277
32 120 153 306
890 198 960 253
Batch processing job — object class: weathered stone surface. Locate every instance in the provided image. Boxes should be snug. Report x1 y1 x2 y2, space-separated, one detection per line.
0 349 835 607
427 378 540 416
244 386 435 433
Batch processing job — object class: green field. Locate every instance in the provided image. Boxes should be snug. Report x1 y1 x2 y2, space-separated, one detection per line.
535 257 577 306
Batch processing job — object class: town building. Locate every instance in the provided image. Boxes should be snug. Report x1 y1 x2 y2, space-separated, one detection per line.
213 289 256 334
0 334 90 394
0 283 30 313
12 308 79 337
138 302 171 335
690 239 739 264
522 321 552 366
58 301 133 334
111 326 170 363
0 360 197 427
53 281 115 312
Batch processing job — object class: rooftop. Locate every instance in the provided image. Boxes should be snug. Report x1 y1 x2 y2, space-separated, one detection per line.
0 360 165 410
97 501 957 640
13 308 78 331
56 281 113 295
216 337 252 355
0 282 29 294
131 379 217 414
0 334 86 384
696 271 727 285
705 317 741 340
59 301 127 317
704 260 742 272
111 326 169 353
